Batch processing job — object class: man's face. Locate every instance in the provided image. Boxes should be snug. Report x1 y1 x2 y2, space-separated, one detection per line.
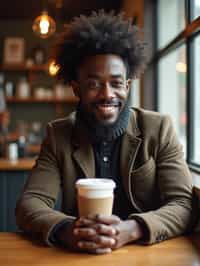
72 54 130 126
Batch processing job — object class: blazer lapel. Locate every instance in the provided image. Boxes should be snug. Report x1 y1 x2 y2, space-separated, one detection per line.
73 144 95 178
120 109 142 211
72 120 95 178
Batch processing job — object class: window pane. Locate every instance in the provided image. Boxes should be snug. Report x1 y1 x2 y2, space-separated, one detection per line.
192 36 200 164
158 45 187 155
157 0 185 49
130 79 140 107
192 0 200 20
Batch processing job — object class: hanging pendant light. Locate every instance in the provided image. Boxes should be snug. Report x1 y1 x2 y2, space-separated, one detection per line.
32 10 56 39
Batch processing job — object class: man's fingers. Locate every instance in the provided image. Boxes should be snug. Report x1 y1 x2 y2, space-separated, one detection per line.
75 214 120 227
93 224 117 236
74 228 116 246
75 217 96 227
93 214 121 225
73 227 96 238
94 235 116 247
77 240 100 250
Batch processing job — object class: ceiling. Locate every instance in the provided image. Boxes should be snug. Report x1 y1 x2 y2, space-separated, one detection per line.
0 0 122 21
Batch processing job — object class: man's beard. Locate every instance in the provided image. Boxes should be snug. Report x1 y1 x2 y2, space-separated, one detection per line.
76 99 130 142
80 99 124 127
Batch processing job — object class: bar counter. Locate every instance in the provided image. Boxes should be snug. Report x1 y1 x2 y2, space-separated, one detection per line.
0 158 36 232
0 158 36 170
0 233 200 266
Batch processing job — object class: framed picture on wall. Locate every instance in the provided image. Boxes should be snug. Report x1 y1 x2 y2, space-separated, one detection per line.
3 37 25 64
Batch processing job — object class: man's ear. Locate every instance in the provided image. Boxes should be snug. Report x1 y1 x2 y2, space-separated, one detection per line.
71 81 80 98
126 79 132 92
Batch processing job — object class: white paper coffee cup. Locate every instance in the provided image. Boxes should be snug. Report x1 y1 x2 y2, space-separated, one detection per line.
76 178 116 216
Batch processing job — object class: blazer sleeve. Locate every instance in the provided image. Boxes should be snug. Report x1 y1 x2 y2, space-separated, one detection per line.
15 123 76 246
129 115 193 244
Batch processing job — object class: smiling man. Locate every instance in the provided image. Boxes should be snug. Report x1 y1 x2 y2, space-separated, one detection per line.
16 11 193 254
73 54 130 126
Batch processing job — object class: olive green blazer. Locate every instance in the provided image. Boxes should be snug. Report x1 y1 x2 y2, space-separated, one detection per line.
15 108 193 245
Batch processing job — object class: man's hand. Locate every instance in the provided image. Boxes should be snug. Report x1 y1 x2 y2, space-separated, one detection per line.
55 214 143 254
74 215 120 254
55 215 118 254
92 215 144 249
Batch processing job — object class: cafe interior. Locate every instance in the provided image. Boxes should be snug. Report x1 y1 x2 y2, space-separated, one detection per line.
0 0 200 265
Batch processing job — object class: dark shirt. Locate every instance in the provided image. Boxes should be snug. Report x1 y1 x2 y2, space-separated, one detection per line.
93 138 134 220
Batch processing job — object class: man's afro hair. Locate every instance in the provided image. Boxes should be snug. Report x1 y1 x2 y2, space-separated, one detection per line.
54 10 147 84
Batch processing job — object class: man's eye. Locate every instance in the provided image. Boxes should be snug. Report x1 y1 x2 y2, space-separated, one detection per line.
111 81 124 88
87 80 100 89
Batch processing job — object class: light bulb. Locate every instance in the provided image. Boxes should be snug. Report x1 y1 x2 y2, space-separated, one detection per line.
39 19 50 34
32 11 56 39
48 60 60 76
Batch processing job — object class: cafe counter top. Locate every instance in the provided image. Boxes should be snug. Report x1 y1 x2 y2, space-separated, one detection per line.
0 158 36 170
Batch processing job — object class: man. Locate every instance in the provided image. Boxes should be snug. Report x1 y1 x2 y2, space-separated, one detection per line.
16 11 193 254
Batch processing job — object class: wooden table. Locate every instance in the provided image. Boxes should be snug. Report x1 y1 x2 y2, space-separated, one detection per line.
0 233 200 266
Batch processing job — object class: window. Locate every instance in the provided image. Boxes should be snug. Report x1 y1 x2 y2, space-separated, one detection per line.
130 79 140 107
157 0 185 49
153 0 200 171
192 0 200 20
192 35 200 164
158 45 187 153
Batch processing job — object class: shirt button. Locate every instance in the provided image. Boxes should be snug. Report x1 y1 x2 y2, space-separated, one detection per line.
103 156 109 162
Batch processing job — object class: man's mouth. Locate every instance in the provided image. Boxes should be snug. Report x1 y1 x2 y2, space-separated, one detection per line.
94 101 121 107
94 102 121 116
97 104 116 112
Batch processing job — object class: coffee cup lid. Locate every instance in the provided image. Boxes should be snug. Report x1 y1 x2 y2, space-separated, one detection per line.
75 178 115 190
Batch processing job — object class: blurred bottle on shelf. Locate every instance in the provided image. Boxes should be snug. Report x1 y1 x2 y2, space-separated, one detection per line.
16 120 28 158
54 83 66 99
5 81 14 97
28 121 42 144
54 83 74 99
34 87 46 99
16 77 31 98
32 45 46 65
18 135 27 158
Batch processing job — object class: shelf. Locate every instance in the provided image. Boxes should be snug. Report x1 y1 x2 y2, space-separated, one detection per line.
0 63 47 72
0 158 36 171
6 96 79 104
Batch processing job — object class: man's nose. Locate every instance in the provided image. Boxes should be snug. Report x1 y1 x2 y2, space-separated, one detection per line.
99 82 114 99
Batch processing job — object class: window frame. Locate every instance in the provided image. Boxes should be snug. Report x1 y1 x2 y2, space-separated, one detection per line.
149 0 200 173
